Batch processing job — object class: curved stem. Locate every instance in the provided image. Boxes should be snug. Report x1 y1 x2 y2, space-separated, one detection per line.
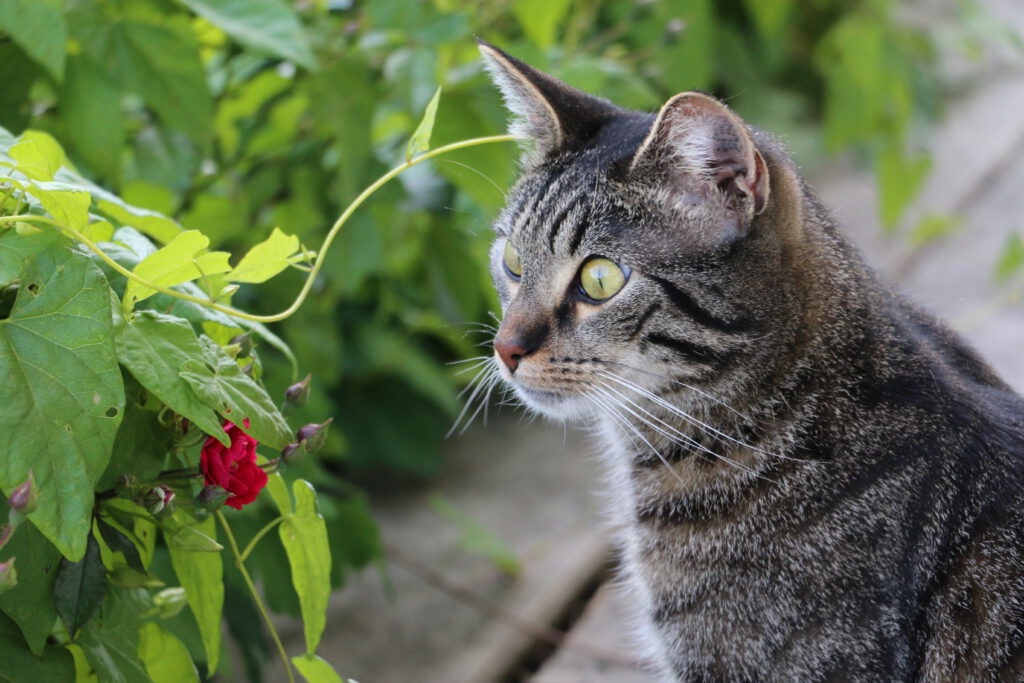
216 510 295 683
0 134 517 325
239 516 284 563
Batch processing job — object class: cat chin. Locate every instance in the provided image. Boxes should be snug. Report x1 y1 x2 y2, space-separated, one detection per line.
513 385 594 422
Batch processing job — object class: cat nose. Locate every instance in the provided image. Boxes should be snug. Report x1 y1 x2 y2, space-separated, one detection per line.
494 338 531 373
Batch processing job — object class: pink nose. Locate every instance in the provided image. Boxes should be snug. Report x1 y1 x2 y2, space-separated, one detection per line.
494 339 528 373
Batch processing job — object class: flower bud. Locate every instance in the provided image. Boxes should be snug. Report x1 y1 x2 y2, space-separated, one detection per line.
8 471 36 514
284 374 312 411
152 586 187 619
144 486 175 516
0 558 16 593
295 418 332 454
229 332 254 357
115 473 141 499
194 485 229 511
280 441 303 465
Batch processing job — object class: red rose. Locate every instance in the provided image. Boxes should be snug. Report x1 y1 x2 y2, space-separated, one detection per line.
200 419 266 510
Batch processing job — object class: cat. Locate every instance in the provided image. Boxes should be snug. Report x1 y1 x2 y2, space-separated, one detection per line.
476 40 1024 682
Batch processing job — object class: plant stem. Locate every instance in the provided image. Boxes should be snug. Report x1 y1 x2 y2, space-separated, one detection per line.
0 134 517 325
239 516 284 563
216 510 295 683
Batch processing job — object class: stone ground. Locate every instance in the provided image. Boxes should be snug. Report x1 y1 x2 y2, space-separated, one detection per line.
271 20 1024 683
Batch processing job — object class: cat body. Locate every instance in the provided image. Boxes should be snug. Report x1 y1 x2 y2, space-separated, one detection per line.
478 41 1024 681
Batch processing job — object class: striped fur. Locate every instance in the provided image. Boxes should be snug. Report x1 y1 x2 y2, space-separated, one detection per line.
479 42 1024 681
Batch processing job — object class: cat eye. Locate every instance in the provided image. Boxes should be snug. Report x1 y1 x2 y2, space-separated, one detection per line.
579 258 628 301
503 241 523 279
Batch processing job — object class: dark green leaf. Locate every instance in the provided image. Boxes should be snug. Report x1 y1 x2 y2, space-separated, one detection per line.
0 517 61 655
0 612 75 683
0 0 66 81
0 43 42 133
54 530 106 635
0 232 124 561
75 587 151 683
97 370 173 490
97 520 145 574
177 0 316 70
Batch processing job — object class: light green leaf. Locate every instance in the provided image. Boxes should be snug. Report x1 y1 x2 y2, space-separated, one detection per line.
75 587 151 683
113 310 230 445
138 622 199 683
123 230 231 310
82 220 114 243
166 514 223 674
512 0 572 49
0 0 66 81
996 233 1024 283
178 336 293 449
274 480 331 654
264 472 291 513
0 232 123 561
227 227 300 283
292 653 346 683
24 182 92 230
406 86 442 162
176 0 317 70
10 130 66 181
0 612 75 683
66 643 97 682
167 525 223 553
878 149 930 230
909 213 960 248
95 196 182 244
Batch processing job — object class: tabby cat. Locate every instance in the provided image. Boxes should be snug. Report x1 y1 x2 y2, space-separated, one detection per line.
476 40 1024 681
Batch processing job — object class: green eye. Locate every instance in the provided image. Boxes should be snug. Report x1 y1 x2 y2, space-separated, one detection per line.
579 258 628 301
503 241 522 278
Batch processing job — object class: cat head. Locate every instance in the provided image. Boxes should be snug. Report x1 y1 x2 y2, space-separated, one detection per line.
479 41 808 421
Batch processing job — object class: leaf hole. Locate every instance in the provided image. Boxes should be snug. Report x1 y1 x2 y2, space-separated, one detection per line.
27 282 39 295
105 406 119 418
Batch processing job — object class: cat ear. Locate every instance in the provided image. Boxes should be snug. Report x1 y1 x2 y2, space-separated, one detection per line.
630 92 769 237
477 39 618 165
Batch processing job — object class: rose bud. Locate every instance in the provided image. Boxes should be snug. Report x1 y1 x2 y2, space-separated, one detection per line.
280 442 303 465
295 418 332 454
229 333 254 357
284 374 312 412
194 485 230 511
145 486 175 516
152 587 187 619
0 559 16 592
7 472 37 527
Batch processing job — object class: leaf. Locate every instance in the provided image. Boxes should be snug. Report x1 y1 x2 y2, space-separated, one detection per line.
512 0 572 50
996 234 1024 283
67 643 98 683
0 517 61 655
909 213 960 248
24 182 92 231
176 0 317 70
273 480 331 654
96 520 145 574
325 498 379 586
0 612 75 683
179 336 294 449
429 494 519 575
10 130 67 181
82 220 115 243
167 525 224 553
59 56 125 184
95 195 182 244
742 0 792 41
54 530 106 635
122 230 231 310
0 0 66 81
0 232 124 561
113 310 230 445
878 149 931 230
75 587 151 683
292 653 346 683
406 86 442 162
166 514 223 673
138 622 199 683
227 227 301 283
96 370 173 490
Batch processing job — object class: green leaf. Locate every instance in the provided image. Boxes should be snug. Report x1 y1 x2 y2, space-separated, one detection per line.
178 336 293 449
0 0 66 81
176 0 317 70
59 56 125 184
273 480 330 654
512 0 572 50
24 181 92 231
292 653 346 683
75 587 151 683
406 86 442 162
166 514 223 673
429 494 519 575
742 0 792 41
97 370 173 490
227 227 301 283
122 230 231 310
113 310 230 445
96 520 145 574
0 232 124 561
0 612 75 683
10 130 67 181
909 213 960 248
167 525 224 553
878 149 931 230
95 196 182 244
325 499 379 586
138 622 199 683
995 233 1024 283
0 518 61 655
54 531 106 635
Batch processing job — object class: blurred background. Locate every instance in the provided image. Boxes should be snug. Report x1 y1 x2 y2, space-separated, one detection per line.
3 0 1024 680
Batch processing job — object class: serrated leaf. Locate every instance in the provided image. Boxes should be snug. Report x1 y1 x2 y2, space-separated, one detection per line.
123 230 231 310
54 531 106 635
75 587 151 683
138 622 199 683
227 227 300 283
166 514 223 673
10 130 66 181
0 612 75 683
0 232 124 561
0 518 61 655
292 653 346 683
406 86 441 162
274 480 330 654
177 0 316 70
113 310 230 445
0 0 66 81
178 336 293 449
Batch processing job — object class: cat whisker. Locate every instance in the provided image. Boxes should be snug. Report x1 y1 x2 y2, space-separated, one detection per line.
438 159 508 199
447 359 501 438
